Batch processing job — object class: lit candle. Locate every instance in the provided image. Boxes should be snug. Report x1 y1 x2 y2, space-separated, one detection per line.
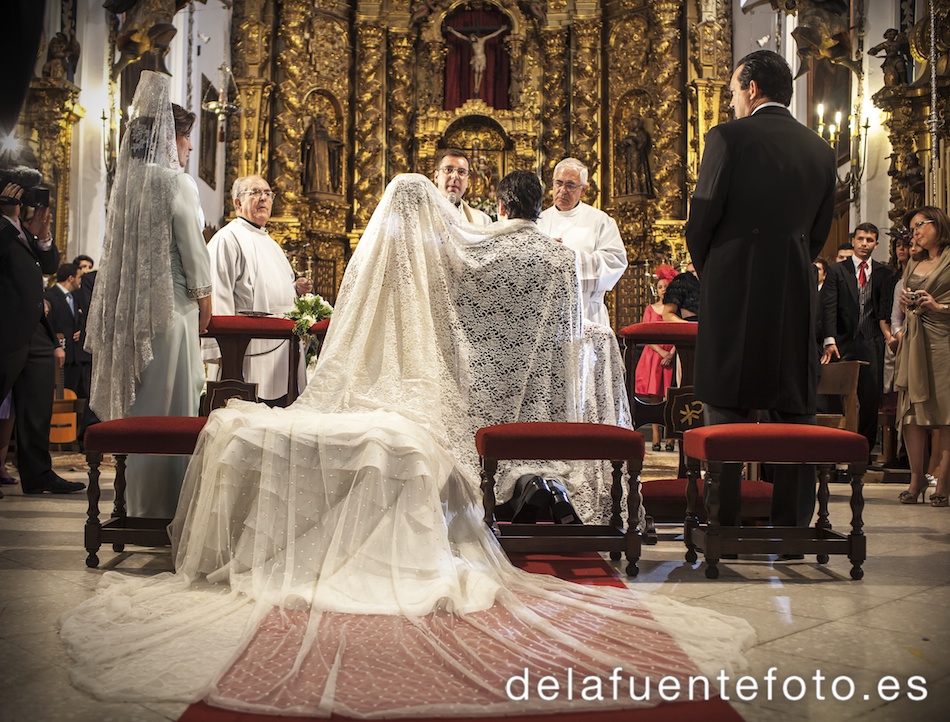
817 103 824 123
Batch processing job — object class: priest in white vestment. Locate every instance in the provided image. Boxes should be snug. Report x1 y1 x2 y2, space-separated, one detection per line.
202 175 309 402
432 148 492 226
538 157 627 327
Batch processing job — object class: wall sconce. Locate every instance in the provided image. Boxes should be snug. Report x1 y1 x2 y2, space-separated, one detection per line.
201 63 240 142
815 103 870 204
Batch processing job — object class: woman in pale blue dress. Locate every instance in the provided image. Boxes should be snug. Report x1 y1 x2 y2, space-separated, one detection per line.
86 72 211 518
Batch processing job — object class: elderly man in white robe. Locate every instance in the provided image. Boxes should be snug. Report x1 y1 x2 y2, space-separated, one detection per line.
203 175 310 404
537 158 627 327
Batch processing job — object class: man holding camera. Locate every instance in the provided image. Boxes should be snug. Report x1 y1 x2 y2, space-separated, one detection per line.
820 222 894 456
0 168 85 494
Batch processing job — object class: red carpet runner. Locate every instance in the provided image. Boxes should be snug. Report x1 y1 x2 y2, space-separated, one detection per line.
179 554 743 722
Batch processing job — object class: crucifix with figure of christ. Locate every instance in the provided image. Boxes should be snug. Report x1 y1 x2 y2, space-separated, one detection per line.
444 22 508 100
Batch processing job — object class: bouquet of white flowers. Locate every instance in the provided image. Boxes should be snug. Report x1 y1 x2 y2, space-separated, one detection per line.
285 292 333 364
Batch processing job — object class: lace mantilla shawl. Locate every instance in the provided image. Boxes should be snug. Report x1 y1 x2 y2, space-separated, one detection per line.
293 174 585 484
86 70 179 420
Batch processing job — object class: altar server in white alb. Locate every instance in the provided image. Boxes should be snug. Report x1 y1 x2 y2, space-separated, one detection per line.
203 175 310 404
538 158 627 326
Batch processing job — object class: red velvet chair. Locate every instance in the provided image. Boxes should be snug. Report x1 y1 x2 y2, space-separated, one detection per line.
682 423 869 580
83 416 208 567
476 422 646 576
618 323 774 533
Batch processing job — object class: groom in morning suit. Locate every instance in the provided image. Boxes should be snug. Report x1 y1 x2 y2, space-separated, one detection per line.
686 50 837 529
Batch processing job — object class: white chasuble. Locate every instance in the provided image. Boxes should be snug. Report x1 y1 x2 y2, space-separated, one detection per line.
203 217 305 400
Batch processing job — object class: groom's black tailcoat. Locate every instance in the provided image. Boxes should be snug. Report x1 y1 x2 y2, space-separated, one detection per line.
687 106 837 416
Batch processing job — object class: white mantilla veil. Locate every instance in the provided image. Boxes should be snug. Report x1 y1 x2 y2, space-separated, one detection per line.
86 70 179 420
61 175 752 717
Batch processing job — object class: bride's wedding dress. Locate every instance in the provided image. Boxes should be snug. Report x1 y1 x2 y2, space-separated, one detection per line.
60 175 753 717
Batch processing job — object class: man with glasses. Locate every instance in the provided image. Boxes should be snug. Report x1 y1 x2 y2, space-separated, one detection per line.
537 157 627 326
432 148 492 226
203 175 312 404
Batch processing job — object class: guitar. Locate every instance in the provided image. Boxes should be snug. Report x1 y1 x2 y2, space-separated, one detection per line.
50 333 80 445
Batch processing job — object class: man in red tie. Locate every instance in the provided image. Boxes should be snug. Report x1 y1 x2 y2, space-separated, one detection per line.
820 222 894 455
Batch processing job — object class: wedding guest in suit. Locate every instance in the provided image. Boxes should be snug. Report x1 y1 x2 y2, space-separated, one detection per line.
821 223 894 456
44 262 90 398
835 242 854 263
686 49 836 531
71 255 99 440
72 254 95 313
815 257 830 291
0 167 84 495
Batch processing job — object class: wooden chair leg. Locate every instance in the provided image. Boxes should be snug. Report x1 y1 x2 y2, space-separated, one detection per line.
480 457 499 536
702 461 723 579
84 450 103 568
684 459 700 563
816 464 833 564
622 459 641 577
112 454 128 552
848 462 867 580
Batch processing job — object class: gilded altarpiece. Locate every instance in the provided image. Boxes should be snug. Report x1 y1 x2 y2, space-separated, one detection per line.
226 0 734 325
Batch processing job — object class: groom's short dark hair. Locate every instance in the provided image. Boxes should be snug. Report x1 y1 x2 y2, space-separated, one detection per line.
497 170 543 221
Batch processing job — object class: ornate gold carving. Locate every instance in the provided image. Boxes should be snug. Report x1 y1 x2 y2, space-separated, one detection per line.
353 22 386 231
648 2 685 221
20 78 83 255
571 19 602 204
540 27 569 187
227 0 276 195
388 32 414 176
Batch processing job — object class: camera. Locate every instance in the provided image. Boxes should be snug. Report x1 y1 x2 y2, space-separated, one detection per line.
0 165 48 207
906 291 919 307
20 186 50 208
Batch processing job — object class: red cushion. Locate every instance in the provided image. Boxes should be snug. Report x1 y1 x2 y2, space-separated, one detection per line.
205 315 296 335
641 478 773 523
641 477 773 501
618 321 697 345
683 423 868 464
309 318 331 336
84 417 208 455
476 422 644 461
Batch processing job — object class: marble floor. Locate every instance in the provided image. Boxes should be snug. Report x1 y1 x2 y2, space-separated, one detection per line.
0 453 947 722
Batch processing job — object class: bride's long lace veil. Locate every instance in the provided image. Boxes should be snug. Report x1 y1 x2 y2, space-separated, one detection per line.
61 175 753 717
86 70 178 421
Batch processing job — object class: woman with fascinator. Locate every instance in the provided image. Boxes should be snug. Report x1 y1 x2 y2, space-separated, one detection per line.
634 264 679 452
85 71 211 518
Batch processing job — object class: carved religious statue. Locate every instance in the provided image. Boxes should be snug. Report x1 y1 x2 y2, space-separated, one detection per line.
868 29 911 87
104 0 187 79
302 114 344 196
42 32 80 81
767 0 861 77
445 24 508 100
618 116 655 198
890 151 925 213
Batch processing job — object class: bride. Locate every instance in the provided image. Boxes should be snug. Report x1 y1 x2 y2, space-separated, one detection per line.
60 170 753 717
